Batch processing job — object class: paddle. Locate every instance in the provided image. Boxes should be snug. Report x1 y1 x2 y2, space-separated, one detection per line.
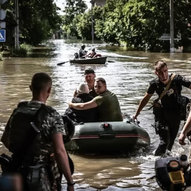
57 61 69 66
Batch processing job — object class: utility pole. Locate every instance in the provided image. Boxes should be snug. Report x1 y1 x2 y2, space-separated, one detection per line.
14 0 19 49
90 0 95 44
170 0 174 53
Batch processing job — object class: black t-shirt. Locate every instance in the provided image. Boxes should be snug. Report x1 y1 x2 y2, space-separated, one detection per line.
147 74 191 110
89 88 97 98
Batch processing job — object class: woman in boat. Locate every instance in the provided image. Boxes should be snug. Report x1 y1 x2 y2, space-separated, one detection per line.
65 83 98 123
86 48 101 58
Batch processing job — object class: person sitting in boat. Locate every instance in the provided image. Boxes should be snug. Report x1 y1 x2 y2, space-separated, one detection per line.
65 83 98 123
84 68 98 97
86 48 102 58
69 77 123 122
79 45 87 58
73 68 97 98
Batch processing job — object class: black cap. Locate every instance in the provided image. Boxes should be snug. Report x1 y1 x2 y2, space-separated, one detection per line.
84 68 95 75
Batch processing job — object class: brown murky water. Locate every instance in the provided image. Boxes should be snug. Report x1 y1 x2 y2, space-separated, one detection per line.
1 40 191 190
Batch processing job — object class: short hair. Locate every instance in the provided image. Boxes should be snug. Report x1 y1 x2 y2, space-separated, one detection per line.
154 60 167 72
95 77 106 85
84 68 95 75
31 72 52 93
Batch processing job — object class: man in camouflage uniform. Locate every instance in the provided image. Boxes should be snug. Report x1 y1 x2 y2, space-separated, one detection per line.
1 72 74 191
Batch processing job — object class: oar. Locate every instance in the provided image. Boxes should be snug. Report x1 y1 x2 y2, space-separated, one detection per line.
57 61 69 66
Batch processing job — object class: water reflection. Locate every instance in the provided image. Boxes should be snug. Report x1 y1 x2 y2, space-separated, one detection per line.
1 39 191 190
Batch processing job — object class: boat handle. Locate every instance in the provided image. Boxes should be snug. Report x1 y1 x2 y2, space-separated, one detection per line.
100 123 112 130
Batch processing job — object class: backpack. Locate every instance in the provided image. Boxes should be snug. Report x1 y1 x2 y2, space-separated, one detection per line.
1 102 75 190
1 101 43 154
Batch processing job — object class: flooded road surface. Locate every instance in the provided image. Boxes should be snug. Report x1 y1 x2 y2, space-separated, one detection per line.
1 40 191 190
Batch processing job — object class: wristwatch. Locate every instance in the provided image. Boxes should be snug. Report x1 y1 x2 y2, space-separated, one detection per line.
67 181 75 186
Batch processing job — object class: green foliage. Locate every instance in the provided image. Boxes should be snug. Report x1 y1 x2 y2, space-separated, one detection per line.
75 13 92 40
93 0 191 51
63 0 87 23
74 6 103 40
62 0 87 38
4 0 191 51
11 43 31 57
19 0 62 45
20 43 32 53
122 0 162 50
4 0 62 47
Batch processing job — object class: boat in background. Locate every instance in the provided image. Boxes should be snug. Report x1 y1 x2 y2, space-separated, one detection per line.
65 116 150 153
70 56 107 64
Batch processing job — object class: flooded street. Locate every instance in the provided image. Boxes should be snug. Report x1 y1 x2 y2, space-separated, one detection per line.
1 39 191 190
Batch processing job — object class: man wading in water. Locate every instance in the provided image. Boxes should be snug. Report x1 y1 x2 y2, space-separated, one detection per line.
133 60 191 156
1 72 74 191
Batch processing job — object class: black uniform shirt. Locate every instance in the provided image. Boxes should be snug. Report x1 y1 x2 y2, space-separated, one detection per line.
147 74 191 110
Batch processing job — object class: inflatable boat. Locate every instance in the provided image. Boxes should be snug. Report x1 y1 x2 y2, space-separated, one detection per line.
66 116 150 153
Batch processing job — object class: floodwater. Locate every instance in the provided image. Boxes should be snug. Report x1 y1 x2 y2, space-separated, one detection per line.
1 39 191 190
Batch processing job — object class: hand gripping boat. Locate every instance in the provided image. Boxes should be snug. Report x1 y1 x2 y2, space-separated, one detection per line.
65 116 150 153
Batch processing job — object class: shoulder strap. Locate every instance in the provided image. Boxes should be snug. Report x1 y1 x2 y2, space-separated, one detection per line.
158 73 176 101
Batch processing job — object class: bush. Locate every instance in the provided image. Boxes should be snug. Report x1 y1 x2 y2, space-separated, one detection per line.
11 43 32 57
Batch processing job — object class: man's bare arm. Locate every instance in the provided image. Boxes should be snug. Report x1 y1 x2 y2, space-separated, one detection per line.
134 93 153 119
69 100 97 110
52 133 74 191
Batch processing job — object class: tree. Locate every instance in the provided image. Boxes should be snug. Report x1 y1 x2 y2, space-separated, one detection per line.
95 0 129 45
95 0 191 51
19 0 62 45
62 0 87 38
3 0 62 47
60 0 191 51
73 6 103 40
